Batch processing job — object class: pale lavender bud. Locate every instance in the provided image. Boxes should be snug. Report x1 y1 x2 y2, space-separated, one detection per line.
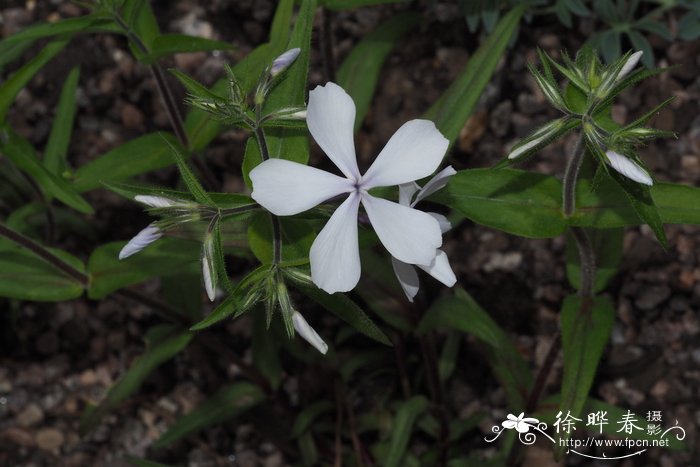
119 224 162 259
605 150 653 186
270 48 301 77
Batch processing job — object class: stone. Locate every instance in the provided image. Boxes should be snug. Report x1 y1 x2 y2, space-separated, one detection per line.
35 428 64 451
635 285 671 311
17 403 44 427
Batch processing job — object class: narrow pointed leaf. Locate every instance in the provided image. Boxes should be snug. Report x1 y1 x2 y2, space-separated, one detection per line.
44 66 80 175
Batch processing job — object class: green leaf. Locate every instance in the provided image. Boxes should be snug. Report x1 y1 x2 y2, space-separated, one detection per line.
0 126 93 214
87 239 200 299
252 309 283 389
424 6 523 148
441 168 566 238
73 132 179 192
162 136 213 205
269 0 295 52
337 13 420 131
678 11 700 41
0 14 116 71
297 283 392 346
384 396 429 467
246 0 316 186
627 30 654 67
0 38 69 122
145 34 232 63
121 0 160 59
556 295 614 455
44 66 80 175
154 382 265 448
418 290 532 409
566 228 622 293
80 325 193 434
291 400 334 438
438 330 461 382
0 246 84 301
573 177 700 228
247 212 315 264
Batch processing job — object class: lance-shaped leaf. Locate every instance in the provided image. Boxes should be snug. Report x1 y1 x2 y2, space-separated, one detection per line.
144 34 233 63
0 38 69 121
73 132 180 192
0 126 93 214
337 13 420 131
80 325 193 434
153 382 265 448
418 289 532 409
556 295 614 457
383 396 429 467
424 6 524 148
440 168 567 238
162 136 214 205
44 66 80 175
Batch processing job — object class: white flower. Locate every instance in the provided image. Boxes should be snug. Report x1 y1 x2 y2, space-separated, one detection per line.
250 82 449 293
270 48 300 77
391 166 458 302
292 311 328 354
605 150 653 186
502 413 539 433
118 223 162 259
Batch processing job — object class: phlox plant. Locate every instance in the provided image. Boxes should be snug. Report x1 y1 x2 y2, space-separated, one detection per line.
0 0 696 465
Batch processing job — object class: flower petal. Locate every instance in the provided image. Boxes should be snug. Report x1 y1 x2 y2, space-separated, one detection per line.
605 150 653 186
413 165 457 205
398 182 420 207
307 83 360 181
119 224 162 259
502 421 517 429
292 311 329 354
361 119 448 189
417 250 456 287
391 257 420 302
250 159 354 216
361 194 442 266
310 192 362 293
428 212 451 233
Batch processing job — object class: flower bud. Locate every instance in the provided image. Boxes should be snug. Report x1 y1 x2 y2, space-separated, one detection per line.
119 223 162 259
292 311 328 354
605 150 653 186
617 51 643 81
270 48 301 77
201 233 217 302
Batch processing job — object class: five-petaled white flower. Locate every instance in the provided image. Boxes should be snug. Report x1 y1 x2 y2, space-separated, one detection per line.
502 413 539 433
251 82 450 294
392 166 458 302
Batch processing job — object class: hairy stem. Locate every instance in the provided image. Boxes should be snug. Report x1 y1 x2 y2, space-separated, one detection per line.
0 223 87 285
570 226 596 298
562 136 585 217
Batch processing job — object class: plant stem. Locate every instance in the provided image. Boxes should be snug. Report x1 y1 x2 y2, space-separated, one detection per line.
570 226 596 298
252 123 282 264
0 222 87 285
112 13 220 190
562 136 584 217
320 8 336 83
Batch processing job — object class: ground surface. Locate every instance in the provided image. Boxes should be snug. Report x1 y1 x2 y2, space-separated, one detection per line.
1 1 699 466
